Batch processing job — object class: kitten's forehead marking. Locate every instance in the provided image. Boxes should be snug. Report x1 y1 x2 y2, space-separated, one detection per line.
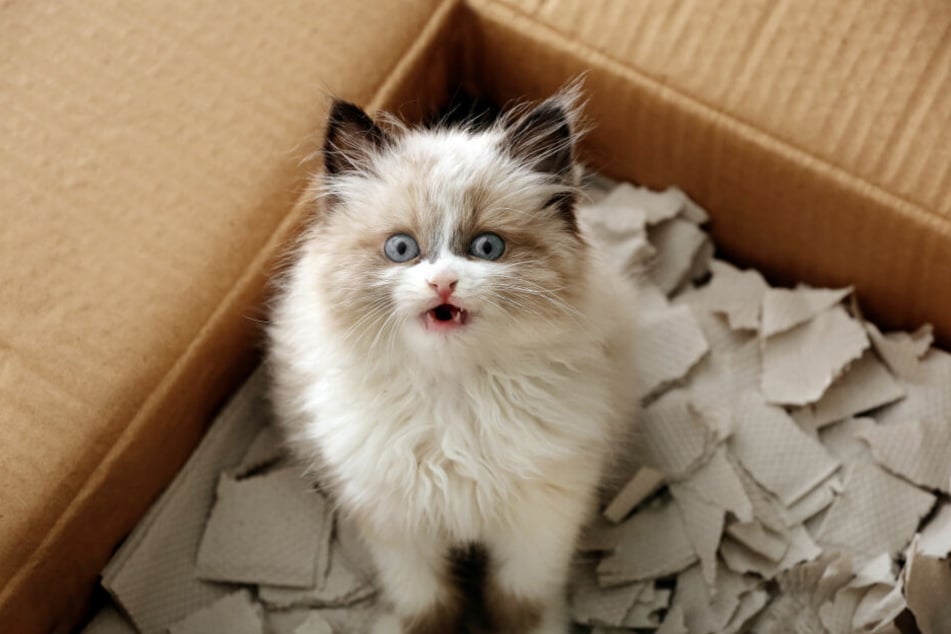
390 131 500 259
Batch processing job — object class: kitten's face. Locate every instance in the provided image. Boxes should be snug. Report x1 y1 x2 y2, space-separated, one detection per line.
311 95 586 363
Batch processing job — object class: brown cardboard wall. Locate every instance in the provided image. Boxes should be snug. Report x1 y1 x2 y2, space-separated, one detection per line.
0 1 449 630
499 0 951 218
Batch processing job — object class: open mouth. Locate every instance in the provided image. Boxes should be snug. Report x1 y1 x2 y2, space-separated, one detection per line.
424 303 469 330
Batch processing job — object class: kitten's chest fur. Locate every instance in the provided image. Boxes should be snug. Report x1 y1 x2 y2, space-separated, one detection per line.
313 346 615 540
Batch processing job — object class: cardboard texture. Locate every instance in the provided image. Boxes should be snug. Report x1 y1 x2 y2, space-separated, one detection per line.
3 0 950 630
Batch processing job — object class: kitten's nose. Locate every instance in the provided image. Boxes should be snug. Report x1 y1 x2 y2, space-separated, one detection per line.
427 274 458 299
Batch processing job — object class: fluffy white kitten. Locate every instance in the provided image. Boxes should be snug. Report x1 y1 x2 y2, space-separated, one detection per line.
267 87 639 634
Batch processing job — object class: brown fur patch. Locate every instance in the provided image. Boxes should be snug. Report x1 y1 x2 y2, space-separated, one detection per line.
400 550 467 634
403 599 466 634
481 579 543 633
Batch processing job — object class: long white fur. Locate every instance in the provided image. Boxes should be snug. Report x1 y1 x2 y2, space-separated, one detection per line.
268 98 638 634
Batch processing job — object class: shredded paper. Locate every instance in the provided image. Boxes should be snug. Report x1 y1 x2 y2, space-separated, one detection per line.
87 178 951 634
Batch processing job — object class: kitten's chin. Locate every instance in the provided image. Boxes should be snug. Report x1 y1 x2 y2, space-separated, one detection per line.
421 303 470 333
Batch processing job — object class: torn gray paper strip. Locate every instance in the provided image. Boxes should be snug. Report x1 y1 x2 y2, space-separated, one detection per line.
196 468 328 587
784 474 840 525
873 348 951 426
858 418 951 494
80 605 136 634
676 188 710 225
795 352 905 429
235 424 286 478
605 183 686 226
291 611 334 634
656 604 688 634
259 542 375 609
917 502 951 558
603 466 665 523
865 320 934 381
569 563 646 627
167 590 263 634
818 416 877 466
701 260 769 331
671 564 759 634
816 461 935 564
671 482 724 586
637 390 716 479
725 521 788 562
676 447 753 523
647 217 708 295
579 183 649 237
728 393 840 506
729 456 792 533
761 305 869 406
759 285 852 338
635 305 709 400
618 608 660 629
101 368 270 633
720 525 820 580
722 587 769 634
597 502 698 585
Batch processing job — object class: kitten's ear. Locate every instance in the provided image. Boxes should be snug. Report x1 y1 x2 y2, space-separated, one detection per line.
504 90 580 178
323 100 389 176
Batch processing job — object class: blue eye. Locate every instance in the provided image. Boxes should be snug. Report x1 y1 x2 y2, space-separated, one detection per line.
383 234 419 262
469 233 505 260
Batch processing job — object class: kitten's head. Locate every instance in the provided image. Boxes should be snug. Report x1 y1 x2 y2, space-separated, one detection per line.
309 87 589 364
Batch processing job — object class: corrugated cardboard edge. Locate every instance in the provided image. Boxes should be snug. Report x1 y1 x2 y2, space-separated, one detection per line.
469 0 951 345
0 2 462 631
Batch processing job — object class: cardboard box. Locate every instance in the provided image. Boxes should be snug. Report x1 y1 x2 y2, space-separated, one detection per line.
1 0 948 631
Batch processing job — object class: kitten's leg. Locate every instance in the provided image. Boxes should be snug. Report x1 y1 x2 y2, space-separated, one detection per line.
483 484 595 634
366 536 463 634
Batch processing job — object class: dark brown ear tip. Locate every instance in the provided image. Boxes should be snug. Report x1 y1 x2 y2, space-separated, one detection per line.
323 99 388 176
512 101 570 137
327 99 375 131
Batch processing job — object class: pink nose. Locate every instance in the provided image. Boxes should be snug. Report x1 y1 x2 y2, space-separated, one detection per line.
428 275 458 298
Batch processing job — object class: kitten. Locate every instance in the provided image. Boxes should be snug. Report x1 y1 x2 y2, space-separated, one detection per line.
267 86 639 634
